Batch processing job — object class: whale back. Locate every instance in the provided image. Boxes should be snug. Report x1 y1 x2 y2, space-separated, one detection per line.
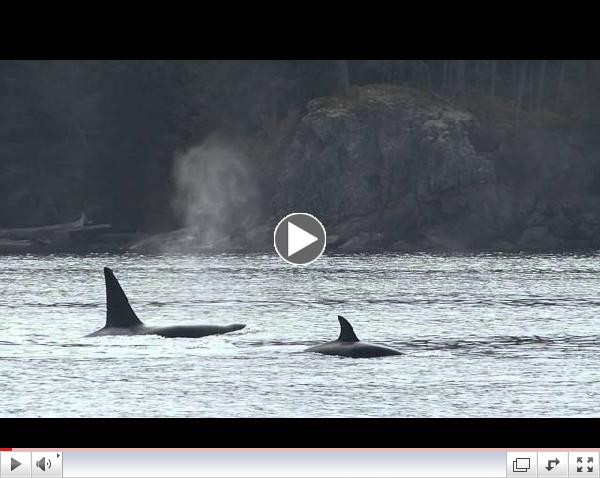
104 267 144 328
337 315 359 342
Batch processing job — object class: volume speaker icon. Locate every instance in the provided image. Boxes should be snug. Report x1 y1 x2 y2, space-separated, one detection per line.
36 457 51 471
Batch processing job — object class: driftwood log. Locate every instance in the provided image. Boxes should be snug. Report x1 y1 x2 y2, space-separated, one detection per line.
0 214 112 251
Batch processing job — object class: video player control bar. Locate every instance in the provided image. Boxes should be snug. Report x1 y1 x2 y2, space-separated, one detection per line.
1 450 598 477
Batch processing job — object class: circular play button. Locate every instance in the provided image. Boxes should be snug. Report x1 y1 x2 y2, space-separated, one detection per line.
274 213 326 265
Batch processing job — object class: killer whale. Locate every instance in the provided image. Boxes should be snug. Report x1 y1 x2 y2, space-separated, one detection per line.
86 267 246 338
305 315 402 358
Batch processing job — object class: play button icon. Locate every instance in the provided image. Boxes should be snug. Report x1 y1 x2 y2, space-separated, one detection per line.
1 452 31 476
287 221 318 256
274 213 326 265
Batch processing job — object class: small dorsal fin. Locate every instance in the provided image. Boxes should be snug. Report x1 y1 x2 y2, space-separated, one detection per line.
337 315 359 342
104 267 143 328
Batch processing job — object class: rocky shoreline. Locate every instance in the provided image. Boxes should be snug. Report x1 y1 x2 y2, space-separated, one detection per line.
7 222 597 255
4 84 600 256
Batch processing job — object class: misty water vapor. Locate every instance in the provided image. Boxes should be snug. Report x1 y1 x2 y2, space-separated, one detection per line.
171 136 261 249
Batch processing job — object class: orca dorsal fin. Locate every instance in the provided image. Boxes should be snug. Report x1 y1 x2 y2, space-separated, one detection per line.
337 315 359 342
104 267 144 328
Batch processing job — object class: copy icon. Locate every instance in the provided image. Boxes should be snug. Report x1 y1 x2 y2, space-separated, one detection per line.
514 458 531 472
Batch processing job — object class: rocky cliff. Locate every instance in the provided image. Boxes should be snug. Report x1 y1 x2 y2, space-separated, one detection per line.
273 85 600 252
126 84 600 254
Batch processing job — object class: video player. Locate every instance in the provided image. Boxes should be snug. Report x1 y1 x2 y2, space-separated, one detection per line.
0 56 597 457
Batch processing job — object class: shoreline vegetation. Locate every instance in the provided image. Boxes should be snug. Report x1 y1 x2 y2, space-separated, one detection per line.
3 61 600 255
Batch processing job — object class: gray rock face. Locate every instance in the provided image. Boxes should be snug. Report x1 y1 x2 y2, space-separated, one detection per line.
277 86 493 221
547 212 575 239
489 240 517 252
518 226 561 251
274 85 500 250
389 239 417 252
338 232 385 252
270 84 600 252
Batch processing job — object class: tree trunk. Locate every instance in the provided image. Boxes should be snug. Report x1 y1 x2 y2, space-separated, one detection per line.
455 60 466 94
555 60 566 110
336 60 350 94
490 60 497 97
584 60 595 99
442 60 448 92
584 60 592 83
418 60 432 89
515 60 528 121
528 61 535 111
512 60 517 97
537 60 546 109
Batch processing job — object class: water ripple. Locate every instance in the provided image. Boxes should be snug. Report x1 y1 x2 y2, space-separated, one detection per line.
2 252 600 417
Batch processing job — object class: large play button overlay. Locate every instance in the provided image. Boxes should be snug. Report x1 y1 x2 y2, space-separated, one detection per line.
274 213 326 265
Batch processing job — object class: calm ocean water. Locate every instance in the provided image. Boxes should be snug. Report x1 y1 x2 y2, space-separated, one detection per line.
1 252 599 417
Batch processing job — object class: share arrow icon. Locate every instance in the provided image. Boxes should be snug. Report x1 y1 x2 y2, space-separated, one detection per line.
546 458 560 471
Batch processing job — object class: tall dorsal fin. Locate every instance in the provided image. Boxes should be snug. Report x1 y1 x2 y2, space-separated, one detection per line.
337 315 359 342
104 267 143 328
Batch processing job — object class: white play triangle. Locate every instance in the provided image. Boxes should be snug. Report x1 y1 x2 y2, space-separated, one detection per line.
288 221 318 257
